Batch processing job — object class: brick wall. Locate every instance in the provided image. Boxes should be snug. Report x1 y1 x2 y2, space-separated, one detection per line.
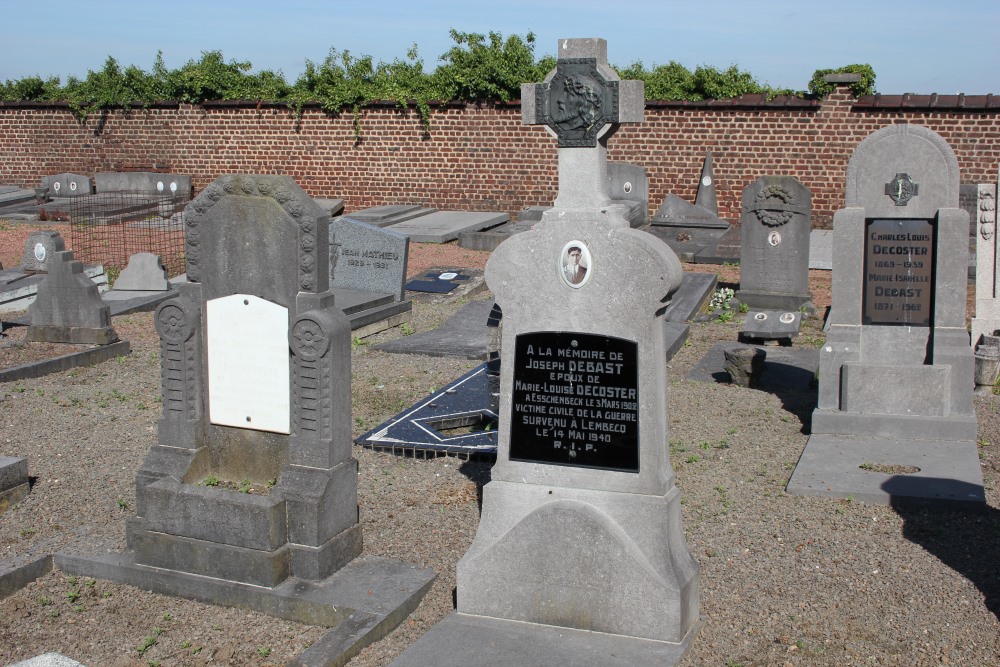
1 88 998 227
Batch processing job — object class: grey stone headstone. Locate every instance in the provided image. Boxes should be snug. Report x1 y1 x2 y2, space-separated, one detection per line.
27 250 117 345
95 172 191 197
41 173 92 197
21 231 65 271
789 124 983 510
130 174 363 587
423 39 700 667
112 253 169 291
736 176 814 312
971 180 999 345
650 194 728 228
694 152 718 215
330 217 409 301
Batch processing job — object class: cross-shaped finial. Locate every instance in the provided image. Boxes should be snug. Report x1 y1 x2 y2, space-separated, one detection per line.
522 38 643 148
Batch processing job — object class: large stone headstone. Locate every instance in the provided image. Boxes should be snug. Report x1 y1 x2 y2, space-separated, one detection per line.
736 176 814 312
394 39 699 666
21 231 65 272
788 124 984 509
26 250 117 345
129 174 359 586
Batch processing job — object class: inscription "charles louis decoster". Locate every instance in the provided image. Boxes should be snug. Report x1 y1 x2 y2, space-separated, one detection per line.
863 219 934 326
510 332 639 471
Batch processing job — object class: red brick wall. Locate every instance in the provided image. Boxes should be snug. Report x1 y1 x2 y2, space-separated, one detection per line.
1 89 998 226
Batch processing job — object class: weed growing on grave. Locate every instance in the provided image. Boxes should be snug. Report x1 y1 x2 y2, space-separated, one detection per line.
715 310 735 323
714 486 733 511
239 479 252 493
685 454 700 463
351 336 366 350
266 477 277 488
180 640 191 649
739 302 749 313
13 383 25 393
117 497 129 510
257 646 271 658
203 475 220 487
136 633 158 657
66 588 81 603
38 597 52 607
20 528 34 537
978 439 989 460
401 322 415 335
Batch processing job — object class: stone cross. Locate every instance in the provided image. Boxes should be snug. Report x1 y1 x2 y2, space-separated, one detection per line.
521 38 644 209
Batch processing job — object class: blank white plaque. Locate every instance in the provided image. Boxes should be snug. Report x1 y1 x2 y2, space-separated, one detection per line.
207 294 290 434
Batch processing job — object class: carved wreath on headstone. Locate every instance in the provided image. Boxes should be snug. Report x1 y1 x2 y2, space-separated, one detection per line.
752 185 798 227
183 175 322 291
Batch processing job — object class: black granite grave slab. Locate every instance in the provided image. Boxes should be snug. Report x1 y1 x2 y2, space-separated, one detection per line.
357 363 499 456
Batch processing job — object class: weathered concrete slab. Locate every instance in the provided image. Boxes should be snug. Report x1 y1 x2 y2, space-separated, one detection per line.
0 340 131 384
390 612 700 667
346 205 436 227
663 272 717 322
375 299 493 359
55 552 434 667
386 211 509 243
787 434 986 510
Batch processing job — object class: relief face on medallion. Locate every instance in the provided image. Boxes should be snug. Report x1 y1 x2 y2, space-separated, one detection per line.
560 240 592 288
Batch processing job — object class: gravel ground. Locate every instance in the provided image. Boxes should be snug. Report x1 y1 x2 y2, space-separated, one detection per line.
0 237 998 666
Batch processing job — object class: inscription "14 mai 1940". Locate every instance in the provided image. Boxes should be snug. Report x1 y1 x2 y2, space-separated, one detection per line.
510 332 639 472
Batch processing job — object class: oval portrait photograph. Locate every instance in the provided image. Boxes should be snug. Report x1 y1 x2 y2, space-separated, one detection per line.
560 240 592 288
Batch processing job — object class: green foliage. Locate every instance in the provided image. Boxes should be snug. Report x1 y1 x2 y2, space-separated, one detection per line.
433 30 548 103
617 61 795 101
0 31 872 132
808 64 876 98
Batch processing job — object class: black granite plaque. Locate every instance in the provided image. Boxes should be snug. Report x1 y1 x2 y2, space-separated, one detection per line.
509 332 639 471
863 218 935 326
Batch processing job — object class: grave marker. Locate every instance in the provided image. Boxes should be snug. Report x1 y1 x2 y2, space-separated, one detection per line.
393 38 699 666
971 177 999 345
788 125 984 508
26 251 117 345
736 175 814 312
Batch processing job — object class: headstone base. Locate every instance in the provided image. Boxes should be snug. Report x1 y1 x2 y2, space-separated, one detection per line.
734 289 814 314
390 611 701 667
811 409 978 441
787 433 985 510
26 324 117 345
457 480 699 643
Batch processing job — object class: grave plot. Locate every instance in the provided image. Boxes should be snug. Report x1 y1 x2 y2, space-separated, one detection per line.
788 124 985 509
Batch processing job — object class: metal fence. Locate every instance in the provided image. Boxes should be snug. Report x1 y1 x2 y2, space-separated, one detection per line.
68 191 187 277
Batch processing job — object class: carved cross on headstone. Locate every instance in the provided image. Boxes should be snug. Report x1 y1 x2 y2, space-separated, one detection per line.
522 38 644 209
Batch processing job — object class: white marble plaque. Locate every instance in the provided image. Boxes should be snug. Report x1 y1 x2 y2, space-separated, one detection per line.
207 294 290 434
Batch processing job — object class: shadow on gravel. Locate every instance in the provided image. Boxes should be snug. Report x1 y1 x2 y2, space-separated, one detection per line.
888 479 1000 622
458 459 493 512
